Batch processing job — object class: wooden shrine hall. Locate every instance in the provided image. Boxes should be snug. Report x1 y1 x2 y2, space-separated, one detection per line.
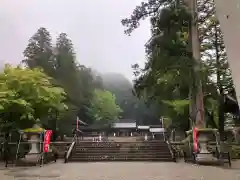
76 119 166 138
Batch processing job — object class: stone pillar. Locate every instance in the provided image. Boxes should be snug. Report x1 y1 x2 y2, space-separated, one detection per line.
144 134 148 141
215 0 240 105
27 134 40 155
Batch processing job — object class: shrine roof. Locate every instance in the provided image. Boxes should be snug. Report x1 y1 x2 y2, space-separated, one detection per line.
114 119 136 123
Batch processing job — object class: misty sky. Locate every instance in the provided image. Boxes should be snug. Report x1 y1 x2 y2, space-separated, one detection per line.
0 0 151 80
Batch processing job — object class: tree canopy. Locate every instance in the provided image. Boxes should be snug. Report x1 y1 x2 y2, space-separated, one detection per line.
0 65 67 131
122 0 235 131
90 89 122 122
1 0 236 137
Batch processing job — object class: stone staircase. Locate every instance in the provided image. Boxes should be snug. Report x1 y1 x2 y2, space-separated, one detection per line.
68 140 175 162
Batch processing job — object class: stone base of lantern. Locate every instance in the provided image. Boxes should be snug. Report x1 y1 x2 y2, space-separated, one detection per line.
195 135 217 162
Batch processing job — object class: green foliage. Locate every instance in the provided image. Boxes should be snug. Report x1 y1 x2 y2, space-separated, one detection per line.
102 72 160 125
0 65 67 131
163 100 189 115
21 26 172 132
90 89 122 122
121 0 184 35
23 28 102 128
132 5 194 100
125 4 194 130
23 27 55 76
122 0 235 131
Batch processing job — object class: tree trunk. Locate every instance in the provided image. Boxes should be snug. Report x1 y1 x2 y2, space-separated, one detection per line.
189 85 194 127
218 91 225 139
185 0 205 128
215 24 225 139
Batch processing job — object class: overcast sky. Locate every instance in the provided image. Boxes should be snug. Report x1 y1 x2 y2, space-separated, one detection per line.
0 0 151 80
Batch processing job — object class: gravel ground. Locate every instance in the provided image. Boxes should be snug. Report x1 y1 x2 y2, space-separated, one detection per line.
0 160 239 180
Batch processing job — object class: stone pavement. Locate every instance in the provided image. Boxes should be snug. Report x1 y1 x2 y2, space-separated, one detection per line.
0 160 240 180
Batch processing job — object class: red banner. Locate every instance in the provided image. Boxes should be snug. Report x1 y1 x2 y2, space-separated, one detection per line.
193 127 198 152
43 130 52 153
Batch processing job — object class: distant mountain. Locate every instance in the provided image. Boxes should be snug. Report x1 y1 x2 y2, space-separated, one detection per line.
100 72 160 125
101 73 132 91
101 72 159 124
90 69 101 77
0 62 4 72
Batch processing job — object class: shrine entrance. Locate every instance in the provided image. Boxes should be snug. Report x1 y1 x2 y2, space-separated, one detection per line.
65 120 175 162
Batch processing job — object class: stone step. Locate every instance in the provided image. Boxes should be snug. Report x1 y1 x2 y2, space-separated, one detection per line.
74 146 171 149
76 141 167 145
69 140 174 162
74 147 170 151
71 151 173 160
71 156 173 160
76 140 166 143
73 149 169 154
74 152 172 156
69 157 173 162
74 149 171 153
72 154 171 159
74 144 170 148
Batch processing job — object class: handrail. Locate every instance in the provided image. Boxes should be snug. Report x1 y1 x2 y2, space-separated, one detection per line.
166 140 175 161
71 133 77 142
215 132 222 157
65 141 75 162
64 134 77 163
163 132 176 161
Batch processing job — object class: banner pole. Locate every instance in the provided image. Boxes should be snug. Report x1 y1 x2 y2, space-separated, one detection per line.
40 131 44 167
42 130 46 167
76 116 79 131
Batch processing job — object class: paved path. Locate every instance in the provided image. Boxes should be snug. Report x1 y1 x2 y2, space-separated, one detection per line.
0 161 240 180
